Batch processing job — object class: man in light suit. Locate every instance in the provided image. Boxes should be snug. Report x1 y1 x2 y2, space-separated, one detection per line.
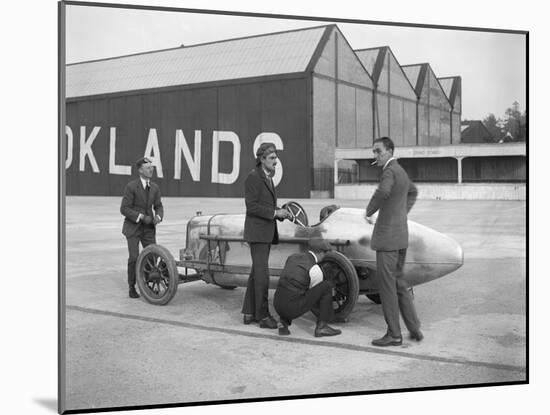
242 143 291 329
366 137 422 346
120 157 164 299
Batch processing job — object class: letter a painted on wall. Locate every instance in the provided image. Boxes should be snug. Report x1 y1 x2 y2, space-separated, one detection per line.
144 128 164 178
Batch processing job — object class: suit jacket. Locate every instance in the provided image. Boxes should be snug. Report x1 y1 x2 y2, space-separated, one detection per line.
277 252 316 294
366 159 417 251
120 178 164 238
243 166 279 244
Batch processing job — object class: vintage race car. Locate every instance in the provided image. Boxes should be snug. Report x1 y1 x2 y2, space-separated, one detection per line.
135 202 464 321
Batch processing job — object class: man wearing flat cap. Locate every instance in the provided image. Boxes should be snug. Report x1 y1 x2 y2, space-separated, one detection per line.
273 238 342 337
120 157 164 298
242 143 291 329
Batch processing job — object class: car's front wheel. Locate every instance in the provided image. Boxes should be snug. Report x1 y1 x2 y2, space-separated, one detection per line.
313 251 360 321
136 244 179 305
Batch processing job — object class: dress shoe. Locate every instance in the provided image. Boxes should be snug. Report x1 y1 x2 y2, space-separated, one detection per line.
278 322 291 336
243 314 256 325
409 330 424 342
371 333 403 347
129 287 140 299
259 316 278 329
314 321 342 337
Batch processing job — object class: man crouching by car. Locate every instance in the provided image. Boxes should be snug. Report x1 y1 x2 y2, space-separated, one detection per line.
274 238 342 337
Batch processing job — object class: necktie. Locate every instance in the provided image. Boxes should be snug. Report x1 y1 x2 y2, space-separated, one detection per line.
145 182 152 216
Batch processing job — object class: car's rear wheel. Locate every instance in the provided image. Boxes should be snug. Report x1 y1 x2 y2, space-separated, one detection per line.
136 244 179 305
313 251 359 321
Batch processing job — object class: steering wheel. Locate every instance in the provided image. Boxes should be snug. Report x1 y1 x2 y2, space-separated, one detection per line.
282 201 309 227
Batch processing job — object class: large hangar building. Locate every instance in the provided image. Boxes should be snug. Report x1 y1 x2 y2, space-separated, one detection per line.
66 24 526 200
65 24 375 198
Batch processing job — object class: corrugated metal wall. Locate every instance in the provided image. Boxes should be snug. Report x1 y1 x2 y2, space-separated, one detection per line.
66 78 311 197
311 28 375 192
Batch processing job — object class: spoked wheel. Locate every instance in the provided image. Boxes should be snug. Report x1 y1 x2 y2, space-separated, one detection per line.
282 201 309 227
136 244 179 305
313 251 359 321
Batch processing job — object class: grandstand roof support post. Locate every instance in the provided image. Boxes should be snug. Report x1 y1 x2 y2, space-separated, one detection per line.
456 156 464 184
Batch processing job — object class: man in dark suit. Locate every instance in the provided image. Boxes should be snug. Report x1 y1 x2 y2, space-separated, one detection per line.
120 157 164 299
366 137 422 346
274 238 342 337
242 143 291 329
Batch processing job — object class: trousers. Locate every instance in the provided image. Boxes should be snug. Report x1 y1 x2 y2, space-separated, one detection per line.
241 243 271 320
273 280 334 324
126 224 156 288
376 249 420 337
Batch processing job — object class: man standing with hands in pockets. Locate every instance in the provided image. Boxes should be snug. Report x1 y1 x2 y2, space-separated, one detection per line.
365 137 423 346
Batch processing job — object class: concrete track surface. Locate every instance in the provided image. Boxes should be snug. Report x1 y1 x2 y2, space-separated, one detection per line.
63 197 526 411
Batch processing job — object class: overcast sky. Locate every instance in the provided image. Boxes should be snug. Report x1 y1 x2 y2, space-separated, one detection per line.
65 4 526 121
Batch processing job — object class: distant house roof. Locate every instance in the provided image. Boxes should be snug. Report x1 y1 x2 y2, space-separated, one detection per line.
66 25 330 98
461 120 494 143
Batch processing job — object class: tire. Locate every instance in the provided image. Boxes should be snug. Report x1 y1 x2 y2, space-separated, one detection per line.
136 244 179 305
313 251 360 321
366 293 381 304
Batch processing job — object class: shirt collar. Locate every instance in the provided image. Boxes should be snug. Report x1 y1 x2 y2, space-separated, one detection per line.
262 167 272 179
383 157 396 170
139 177 150 188
308 250 318 263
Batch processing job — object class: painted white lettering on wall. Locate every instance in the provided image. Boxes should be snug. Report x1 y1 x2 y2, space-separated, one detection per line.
211 131 241 184
79 126 101 173
68 125 285 185
109 127 131 175
174 130 201 181
144 128 164 178
65 126 73 169
253 133 284 186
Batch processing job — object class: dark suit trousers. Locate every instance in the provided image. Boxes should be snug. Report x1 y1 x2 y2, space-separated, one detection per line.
273 281 334 324
376 249 420 337
242 243 271 320
126 224 156 288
